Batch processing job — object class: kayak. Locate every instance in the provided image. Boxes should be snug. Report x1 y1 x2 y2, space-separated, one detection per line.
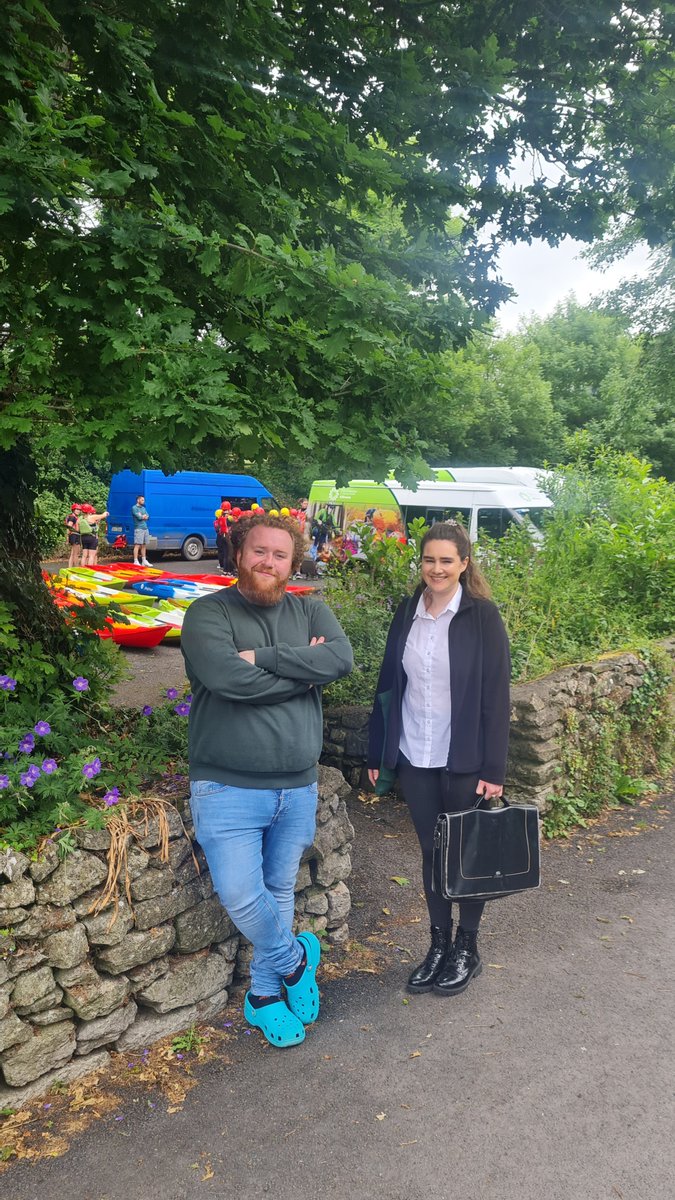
102 622 169 648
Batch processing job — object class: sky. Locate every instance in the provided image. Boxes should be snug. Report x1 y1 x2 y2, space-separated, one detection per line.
493 237 652 334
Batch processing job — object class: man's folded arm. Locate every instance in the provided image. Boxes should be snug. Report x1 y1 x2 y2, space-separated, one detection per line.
254 604 353 684
182 607 310 704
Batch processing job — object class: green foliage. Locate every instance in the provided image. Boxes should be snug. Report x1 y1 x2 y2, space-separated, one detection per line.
324 451 674 710
1 1 673 486
0 605 190 849
32 446 111 555
323 518 427 706
171 1026 204 1056
543 648 672 838
485 451 675 680
321 576 393 708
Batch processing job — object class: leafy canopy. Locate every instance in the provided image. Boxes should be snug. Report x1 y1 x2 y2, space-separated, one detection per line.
1 1 673 481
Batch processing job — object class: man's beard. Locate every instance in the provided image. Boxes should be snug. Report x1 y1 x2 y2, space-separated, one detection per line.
236 562 289 606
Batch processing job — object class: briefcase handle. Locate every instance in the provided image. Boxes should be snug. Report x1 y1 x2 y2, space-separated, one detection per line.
471 790 511 811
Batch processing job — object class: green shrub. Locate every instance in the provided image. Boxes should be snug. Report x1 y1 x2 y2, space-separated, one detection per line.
542 647 672 838
0 603 189 850
484 450 675 680
322 517 427 706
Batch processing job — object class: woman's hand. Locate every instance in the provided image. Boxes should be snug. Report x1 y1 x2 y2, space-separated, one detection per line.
477 780 503 800
368 768 379 788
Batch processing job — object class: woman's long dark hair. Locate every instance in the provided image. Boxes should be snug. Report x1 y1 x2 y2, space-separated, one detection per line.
420 521 491 599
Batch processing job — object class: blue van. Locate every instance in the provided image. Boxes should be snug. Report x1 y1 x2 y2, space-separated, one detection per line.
106 470 273 560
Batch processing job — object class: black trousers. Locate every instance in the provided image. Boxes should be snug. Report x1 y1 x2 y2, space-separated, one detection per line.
397 755 486 933
216 532 233 571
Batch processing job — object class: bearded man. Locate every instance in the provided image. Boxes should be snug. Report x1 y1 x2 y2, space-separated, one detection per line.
181 514 353 1048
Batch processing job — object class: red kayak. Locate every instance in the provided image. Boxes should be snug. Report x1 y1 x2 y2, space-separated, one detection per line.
96 622 169 648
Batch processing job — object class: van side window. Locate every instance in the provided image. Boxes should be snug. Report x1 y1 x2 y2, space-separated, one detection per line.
221 496 261 510
442 507 471 527
404 507 471 530
477 508 508 539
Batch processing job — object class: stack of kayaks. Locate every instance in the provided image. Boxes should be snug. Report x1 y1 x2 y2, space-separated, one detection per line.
46 562 311 649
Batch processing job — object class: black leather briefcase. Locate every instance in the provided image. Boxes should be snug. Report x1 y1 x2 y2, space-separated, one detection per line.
432 795 541 902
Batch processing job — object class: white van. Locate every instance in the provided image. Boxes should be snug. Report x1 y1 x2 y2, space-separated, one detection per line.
308 476 552 542
442 466 550 491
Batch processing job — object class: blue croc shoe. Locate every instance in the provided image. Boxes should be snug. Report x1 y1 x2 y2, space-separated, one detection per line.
284 931 321 1025
243 993 305 1048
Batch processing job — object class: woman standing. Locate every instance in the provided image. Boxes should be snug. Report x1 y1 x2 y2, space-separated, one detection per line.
65 504 82 568
78 505 109 567
368 521 510 997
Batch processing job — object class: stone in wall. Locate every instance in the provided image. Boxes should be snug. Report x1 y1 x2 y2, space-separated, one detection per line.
58 963 131 1021
83 904 134 947
0 1013 32 1053
16 904 77 939
0 1021 76 1087
0 875 35 909
10 965 56 1012
174 896 235 954
116 989 229 1053
36 851 108 906
0 850 30 882
28 846 60 884
136 952 231 1013
95 925 176 975
130 866 173 901
76 1001 138 1055
44 923 89 970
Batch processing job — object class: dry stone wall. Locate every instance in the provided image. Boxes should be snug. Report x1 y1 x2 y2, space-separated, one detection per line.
0 764 353 1105
322 640 675 806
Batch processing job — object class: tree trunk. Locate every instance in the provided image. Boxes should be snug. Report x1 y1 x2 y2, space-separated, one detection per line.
0 439 72 652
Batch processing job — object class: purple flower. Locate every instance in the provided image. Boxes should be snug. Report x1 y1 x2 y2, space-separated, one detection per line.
34 721 51 736
26 764 41 782
0 675 17 691
175 1053 184 1060
82 757 102 780
103 787 120 806
173 703 191 717
0 775 9 789
165 687 178 700
42 758 58 774
141 705 153 717
72 676 89 692
20 772 36 788
18 734 35 754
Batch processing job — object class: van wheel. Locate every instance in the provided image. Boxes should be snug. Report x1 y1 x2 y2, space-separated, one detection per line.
182 536 204 562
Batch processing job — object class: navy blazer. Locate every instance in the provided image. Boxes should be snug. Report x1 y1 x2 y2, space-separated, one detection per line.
368 585 511 784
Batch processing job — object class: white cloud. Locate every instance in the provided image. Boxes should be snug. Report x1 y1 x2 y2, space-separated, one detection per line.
494 238 652 333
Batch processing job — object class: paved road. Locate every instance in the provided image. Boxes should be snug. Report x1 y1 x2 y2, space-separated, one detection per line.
5 785 673 1200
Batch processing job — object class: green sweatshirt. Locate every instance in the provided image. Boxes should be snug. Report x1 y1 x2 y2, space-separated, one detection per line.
181 587 353 788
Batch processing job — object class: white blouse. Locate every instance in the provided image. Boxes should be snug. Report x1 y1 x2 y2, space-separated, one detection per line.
399 585 462 768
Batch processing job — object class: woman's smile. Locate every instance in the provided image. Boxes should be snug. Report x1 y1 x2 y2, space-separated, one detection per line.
421 538 469 603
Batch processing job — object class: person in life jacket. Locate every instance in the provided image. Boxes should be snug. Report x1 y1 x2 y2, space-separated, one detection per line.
78 504 109 568
65 504 82 568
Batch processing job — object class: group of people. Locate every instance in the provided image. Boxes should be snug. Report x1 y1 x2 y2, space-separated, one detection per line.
64 503 109 568
214 498 309 574
181 511 511 1049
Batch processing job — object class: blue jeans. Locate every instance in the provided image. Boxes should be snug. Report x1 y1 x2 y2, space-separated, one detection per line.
189 779 318 996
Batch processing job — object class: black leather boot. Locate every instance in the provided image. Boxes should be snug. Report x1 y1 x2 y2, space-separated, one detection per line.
433 926 482 996
407 924 452 993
